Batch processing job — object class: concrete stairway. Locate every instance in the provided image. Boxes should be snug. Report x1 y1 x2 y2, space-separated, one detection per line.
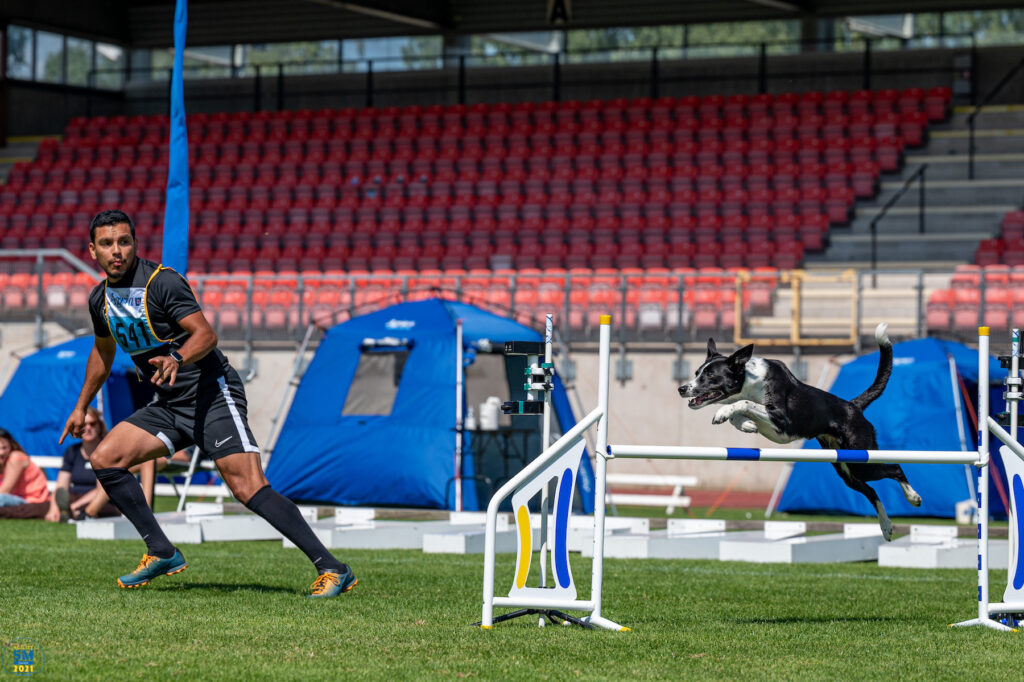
806 105 1024 270
0 136 47 183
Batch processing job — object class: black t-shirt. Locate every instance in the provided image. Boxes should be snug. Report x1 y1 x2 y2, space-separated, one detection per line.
88 257 232 404
60 443 97 495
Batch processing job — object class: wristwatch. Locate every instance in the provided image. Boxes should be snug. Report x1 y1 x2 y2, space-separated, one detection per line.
169 349 185 367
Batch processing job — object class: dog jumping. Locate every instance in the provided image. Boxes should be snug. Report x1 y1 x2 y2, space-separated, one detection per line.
678 323 920 541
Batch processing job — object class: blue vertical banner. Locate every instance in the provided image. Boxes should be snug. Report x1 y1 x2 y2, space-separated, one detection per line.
162 0 189 273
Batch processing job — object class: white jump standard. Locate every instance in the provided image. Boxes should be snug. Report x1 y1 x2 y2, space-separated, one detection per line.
480 318 1024 632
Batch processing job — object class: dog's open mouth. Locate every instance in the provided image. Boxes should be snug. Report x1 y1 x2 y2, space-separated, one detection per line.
687 392 722 408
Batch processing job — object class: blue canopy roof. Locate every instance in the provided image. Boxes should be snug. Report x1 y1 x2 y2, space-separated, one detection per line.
778 337 1008 518
0 336 141 456
266 298 594 511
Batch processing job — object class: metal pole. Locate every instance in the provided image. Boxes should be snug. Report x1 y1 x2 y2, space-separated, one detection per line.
552 53 561 102
277 63 284 111
870 220 878 288
34 253 44 349
458 55 466 105
455 319 463 512
650 47 659 100
245 274 254 372
862 39 871 90
538 313 554 627
918 167 926 234
254 64 261 112
366 60 374 108
968 115 976 180
758 43 767 93
916 271 924 339
977 328 993 623
850 272 860 353
588 315 612 626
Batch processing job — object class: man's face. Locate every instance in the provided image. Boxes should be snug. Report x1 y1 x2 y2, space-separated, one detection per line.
89 223 137 281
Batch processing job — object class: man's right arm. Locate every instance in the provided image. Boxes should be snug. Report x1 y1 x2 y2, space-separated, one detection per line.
59 335 118 444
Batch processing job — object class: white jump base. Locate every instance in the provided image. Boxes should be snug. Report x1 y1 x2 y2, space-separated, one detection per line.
878 525 1011 570
480 320 1024 633
76 503 317 544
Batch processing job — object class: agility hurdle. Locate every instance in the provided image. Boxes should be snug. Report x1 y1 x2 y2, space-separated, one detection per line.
480 318 1024 632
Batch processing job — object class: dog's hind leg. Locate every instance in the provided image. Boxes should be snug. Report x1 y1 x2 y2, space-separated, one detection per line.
900 481 922 507
891 466 922 507
832 463 894 541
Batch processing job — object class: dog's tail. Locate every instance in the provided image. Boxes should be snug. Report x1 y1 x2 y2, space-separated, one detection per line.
851 323 892 411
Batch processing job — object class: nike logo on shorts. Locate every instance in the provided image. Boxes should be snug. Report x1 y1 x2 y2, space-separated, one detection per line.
214 436 233 448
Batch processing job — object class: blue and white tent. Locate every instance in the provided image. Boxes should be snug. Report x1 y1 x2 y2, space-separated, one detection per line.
266 298 595 511
778 337 1010 518
0 336 147 456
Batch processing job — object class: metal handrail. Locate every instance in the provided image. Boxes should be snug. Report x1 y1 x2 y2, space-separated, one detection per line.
967 55 1024 179
868 163 928 286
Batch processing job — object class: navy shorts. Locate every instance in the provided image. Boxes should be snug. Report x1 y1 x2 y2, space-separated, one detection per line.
124 372 261 460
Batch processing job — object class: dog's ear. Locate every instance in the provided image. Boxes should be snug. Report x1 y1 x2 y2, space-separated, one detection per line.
706 338 718 358
728 344 754 368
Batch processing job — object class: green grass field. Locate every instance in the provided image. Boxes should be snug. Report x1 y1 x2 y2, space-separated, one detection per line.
2 516 1021 681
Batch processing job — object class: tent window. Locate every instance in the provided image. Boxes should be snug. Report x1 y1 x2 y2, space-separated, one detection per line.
341 350 409 416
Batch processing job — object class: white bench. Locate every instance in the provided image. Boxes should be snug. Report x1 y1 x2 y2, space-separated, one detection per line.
605 473 698 515
30 455 229 500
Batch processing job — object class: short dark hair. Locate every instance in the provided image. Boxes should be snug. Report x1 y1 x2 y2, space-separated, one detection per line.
90 209 136 243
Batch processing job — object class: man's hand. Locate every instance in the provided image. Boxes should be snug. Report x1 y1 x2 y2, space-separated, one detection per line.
59 407 87 445
148 355 179 387
44 506 61 523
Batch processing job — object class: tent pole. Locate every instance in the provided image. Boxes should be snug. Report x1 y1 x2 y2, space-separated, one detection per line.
947 353 977 505
455 319 464 512
262 322 317 469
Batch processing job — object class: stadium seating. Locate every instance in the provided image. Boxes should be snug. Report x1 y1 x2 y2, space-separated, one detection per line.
926 262 1024 336
1 88 950 332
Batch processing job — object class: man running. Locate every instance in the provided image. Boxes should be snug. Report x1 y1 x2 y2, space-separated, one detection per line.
60 209 355 597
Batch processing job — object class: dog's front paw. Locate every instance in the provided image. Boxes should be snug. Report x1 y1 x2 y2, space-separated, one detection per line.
712 406 732 425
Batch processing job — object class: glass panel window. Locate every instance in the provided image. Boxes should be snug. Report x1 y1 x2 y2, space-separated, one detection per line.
6 25 33 79
149 48 173 80
237 41 340 76
686 20 800 57
183 45 233 79
566 26 682 52
95 42 125 89
342 36 442 72
944 10 1024 46
468 32 562 66
66 37 94 87
35 30 63 83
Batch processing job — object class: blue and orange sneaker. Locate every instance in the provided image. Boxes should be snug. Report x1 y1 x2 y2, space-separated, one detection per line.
117 550 188 588
308 566 357 598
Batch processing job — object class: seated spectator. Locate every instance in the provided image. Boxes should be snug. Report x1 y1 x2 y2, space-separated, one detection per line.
46 407 120 522
0 427 52 519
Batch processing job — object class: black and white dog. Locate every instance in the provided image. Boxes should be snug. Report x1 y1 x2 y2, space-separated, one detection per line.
678 323 919 541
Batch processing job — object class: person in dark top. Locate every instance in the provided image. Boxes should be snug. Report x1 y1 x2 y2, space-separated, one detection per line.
60 210 355 597
45 407 120 522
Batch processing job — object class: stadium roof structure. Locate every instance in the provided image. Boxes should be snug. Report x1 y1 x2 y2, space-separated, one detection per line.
6 0 1024 47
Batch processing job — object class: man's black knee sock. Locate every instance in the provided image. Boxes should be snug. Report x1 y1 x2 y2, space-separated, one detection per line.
95 467 175 559
245 485 347 574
